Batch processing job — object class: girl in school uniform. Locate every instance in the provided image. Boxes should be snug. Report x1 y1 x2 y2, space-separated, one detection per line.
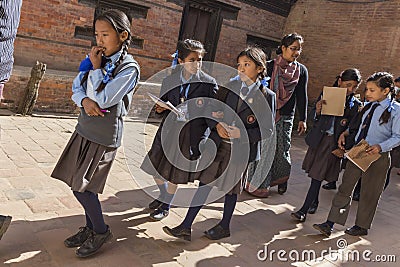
162 47 275 241
140 39 218 220
313 72 400 237
51 10 140 257
351 77 400 200
291 68 362 222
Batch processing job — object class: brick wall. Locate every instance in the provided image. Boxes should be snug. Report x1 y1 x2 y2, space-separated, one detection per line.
216 1 286 66
4 0 287 113
285 0 400 102
3 66 78 113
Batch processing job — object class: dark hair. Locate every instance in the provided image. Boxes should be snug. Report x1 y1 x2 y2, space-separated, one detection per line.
176 39 206 60
237 46 267 80
81 9 132 92
276 33 304 55
333 68 362 87
395 76 400 83
366 71 394 124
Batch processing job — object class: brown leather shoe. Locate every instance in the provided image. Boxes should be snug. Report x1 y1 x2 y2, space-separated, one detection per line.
246 188 269 198
313 223 333 237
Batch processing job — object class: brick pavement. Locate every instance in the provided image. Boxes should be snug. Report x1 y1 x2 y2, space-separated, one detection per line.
0 112 399 266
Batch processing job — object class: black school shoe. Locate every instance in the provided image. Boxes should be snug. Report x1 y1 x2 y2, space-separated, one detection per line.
291 211 306 222
163 225 191 241
322 181 337 190
75 227 113 258
345 225 368 236
204 224 230 240
278 182 288 195
0 215 12 240
148 199 163 210
313 223 333 237
149 208 169 221
308 201 319 214
64 226 93 248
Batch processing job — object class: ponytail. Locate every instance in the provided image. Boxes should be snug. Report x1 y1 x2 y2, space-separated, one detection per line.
379 87 395 125
366 72 395 125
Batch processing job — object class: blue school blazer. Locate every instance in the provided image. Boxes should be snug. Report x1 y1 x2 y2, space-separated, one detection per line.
305 94 361 149
208 79 276 163
157 69 218 158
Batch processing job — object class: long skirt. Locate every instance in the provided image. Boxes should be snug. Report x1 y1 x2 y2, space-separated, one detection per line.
302 135 341 182
140 121 196 184
196 142 247 195
250 115 293 189
51 131 117 194
246 135 276 190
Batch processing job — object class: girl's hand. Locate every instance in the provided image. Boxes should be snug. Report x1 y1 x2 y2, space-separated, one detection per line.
212 111 224 119
216 122 230 139
89 46 104 70
315 100 326 115
297 121 307 135
155 104 166 113
82 98 104 117
366 144 382 155
338 131 348 150
228 125 241 139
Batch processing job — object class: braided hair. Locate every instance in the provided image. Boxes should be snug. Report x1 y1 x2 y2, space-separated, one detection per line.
81 9 132 92
365 72 394 125
236 46 269 97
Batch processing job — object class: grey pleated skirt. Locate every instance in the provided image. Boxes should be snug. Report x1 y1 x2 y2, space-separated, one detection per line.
302 135 341 182
195 142 247 195
141 122 196 184
51 131 117 194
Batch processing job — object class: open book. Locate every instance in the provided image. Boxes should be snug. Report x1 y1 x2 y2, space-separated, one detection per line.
344 139 381 172
147 92 184 117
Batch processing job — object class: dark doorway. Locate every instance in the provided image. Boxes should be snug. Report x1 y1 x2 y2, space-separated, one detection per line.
178 1 240 62
247 34 280 60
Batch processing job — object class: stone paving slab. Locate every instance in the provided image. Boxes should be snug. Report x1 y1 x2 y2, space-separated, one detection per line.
0 113 399 266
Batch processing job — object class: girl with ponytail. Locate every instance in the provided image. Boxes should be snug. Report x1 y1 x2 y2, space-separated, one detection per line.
314 72 400 237
291 68 362 223
51 9 140 258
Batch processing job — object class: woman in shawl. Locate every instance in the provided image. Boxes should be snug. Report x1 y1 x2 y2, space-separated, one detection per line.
246 33 308 197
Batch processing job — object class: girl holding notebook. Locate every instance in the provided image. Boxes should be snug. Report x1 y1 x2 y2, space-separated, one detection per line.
291 68 362 222
313 71 400 237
